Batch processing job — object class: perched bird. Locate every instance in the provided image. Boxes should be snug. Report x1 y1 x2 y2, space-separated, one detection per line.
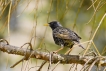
44 21 84 54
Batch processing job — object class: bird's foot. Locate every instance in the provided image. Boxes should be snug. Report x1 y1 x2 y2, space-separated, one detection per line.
53 51 57 54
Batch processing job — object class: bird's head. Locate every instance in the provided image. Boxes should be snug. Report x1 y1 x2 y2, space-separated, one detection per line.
44 21 62 30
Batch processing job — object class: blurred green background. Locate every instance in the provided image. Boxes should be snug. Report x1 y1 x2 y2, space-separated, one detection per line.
0 0 106 71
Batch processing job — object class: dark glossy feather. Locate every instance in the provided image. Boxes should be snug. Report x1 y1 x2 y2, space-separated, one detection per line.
48 21 84 49
53 27 81 41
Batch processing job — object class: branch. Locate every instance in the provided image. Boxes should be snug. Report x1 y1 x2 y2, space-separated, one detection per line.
0 42 106 66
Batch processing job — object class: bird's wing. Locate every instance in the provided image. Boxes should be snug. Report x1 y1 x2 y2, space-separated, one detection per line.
53 27 81 41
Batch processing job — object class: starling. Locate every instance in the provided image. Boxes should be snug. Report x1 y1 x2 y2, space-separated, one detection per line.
44 21 84 54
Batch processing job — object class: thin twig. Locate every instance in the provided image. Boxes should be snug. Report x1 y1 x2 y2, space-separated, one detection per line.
28 66 40 71
86 1 101 24
91 0 96 11
47 0 53 22
85 50 97 56
21 59 24 71
17 0 32 17
7 0 12 42
103 67 106 71
67 41 90 55
69 64 76 71
101 46 106 55
37 61 47 71
74 41 90 47
83 13 106 55
24 59 30 71
6 0 12 68
88 58 99 71
52 61 60 71
97 1 106 11
10 42 33 68
20 42 33 50
73 0 84 29
0 39 9 45
92 42 101 56
84 65 90 71
80 58 93 71
87 0 97 10
47 52 52 71
10 57 26 68
74 64 78 71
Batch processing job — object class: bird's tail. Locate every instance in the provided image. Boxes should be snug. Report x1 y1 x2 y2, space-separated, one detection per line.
74 41 85 49
79 45 85 50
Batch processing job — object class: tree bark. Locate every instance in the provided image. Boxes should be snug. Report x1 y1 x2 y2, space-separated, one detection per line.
0 42 106 66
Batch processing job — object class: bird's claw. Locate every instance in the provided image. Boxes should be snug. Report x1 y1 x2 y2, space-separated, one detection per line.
53 51 57 54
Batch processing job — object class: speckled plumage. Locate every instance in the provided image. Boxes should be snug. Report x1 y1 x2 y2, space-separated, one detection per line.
48 21 84 49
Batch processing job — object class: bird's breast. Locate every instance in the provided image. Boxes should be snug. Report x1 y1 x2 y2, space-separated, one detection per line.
53 35 74 48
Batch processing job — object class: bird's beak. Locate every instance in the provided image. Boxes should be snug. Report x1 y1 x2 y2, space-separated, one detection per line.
44 24 49 26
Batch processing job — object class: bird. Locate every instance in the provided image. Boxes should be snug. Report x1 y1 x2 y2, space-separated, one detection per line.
44 21 84 55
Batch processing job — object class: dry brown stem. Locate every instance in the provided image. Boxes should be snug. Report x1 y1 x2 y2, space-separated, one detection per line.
0 42 106 67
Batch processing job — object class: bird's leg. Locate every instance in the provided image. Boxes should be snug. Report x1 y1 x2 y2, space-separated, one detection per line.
53 47 63 53
53 44 64 53
64 48 72 55
64 44 74 55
